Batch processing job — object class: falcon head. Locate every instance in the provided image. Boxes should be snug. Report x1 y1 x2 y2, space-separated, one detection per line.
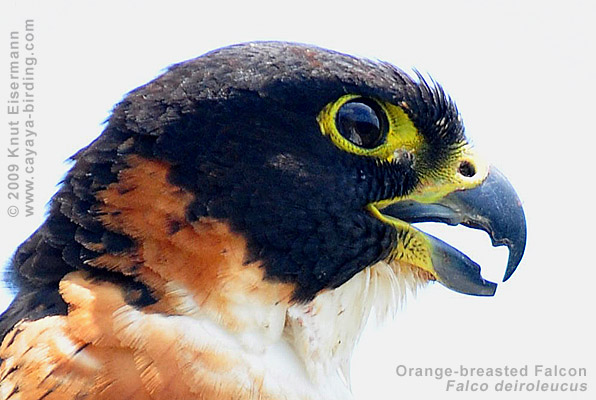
1 42 526 399
100 41 523 300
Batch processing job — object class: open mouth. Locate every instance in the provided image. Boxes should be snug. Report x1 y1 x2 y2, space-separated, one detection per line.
372 167 527 296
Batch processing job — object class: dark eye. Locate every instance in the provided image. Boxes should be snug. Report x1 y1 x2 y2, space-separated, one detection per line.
336 99 388 149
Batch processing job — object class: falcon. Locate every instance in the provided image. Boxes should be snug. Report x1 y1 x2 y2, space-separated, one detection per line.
0 42 526 400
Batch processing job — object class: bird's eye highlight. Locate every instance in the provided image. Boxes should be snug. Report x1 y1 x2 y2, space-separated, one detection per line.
335 99 388 149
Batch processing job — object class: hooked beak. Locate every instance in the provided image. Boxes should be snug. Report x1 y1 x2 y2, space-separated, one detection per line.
376 166 526 296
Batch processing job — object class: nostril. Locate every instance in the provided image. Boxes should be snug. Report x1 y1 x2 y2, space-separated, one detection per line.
458 160 476 178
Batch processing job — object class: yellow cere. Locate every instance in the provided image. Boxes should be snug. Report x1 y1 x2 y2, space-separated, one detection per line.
371 145 489 208
408 146 489 204
317 94 422 161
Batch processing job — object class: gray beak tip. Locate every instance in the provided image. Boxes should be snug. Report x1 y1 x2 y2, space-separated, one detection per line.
503 245 525 282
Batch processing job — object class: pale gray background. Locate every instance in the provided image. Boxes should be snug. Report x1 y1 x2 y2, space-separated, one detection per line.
1 1 594 399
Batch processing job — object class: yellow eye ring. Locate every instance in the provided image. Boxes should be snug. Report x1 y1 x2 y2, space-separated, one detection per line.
317 95 421 161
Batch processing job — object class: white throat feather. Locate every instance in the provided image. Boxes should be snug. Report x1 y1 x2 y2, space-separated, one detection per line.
285 260 428 388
